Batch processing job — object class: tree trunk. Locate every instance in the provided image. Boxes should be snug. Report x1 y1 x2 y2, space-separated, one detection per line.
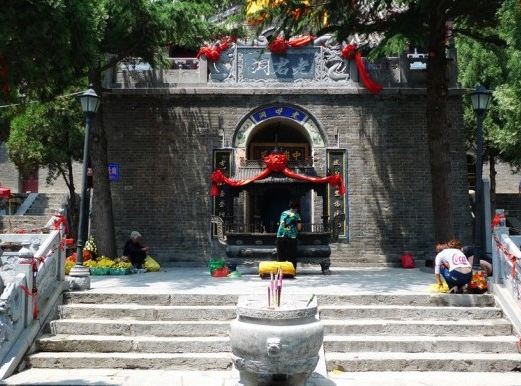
89 71 117 258
489 152 497 215
425 18 455 243
65 158 78 240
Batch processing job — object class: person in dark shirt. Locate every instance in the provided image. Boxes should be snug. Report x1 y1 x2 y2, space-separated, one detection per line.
123 231 149 271
461 244 493 277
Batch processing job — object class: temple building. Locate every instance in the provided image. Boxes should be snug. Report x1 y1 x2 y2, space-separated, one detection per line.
99 37 471 266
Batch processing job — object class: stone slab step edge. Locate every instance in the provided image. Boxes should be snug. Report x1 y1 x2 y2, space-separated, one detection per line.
2 368 239 386
325 352 521 372
50 319 230 337
317 294 496 307
323 335 521 353
27 352 233 371
59 304 237 321
322 319 512 336
63 293 239 306
319 305 503 320
63 292 496 307
38 335 231 354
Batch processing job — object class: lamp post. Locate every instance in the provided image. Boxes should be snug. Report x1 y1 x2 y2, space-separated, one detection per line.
470 85 492 268
67 86 100 291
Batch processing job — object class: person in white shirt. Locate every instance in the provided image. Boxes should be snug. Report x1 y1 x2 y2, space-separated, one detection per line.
434 244 472 293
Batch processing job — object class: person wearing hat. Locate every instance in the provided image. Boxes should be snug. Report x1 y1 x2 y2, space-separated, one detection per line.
123 231 149 272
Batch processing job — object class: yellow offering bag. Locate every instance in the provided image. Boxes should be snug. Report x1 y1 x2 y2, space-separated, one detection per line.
258 261 296 278
144 255 161 272
428 282 449 293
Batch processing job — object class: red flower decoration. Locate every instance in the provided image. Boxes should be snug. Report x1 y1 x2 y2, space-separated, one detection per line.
341 43 357 60
263 153 288 172
268 36 290 54
197 36 237 62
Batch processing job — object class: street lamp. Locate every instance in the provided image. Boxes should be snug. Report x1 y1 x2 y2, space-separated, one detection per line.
68 86 100 290
470 84 492 268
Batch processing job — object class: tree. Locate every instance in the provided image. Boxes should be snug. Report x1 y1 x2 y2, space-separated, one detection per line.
457 0 521 209
0 0 101 100
2 0 234 257
7 97 84 237
85 0 231 258
253 0 504 242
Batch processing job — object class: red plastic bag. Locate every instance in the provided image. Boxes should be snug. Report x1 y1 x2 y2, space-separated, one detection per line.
401 252 415 269
211 267 229 278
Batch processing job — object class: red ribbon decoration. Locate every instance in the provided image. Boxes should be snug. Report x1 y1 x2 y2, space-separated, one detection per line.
492 212 506 228
210 153 346 197
53 214 70 236
268 35 315 54
494 235 519 277
197 36 236 62
341 43 382 94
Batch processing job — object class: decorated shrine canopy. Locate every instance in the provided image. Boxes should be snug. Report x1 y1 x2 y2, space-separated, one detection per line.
210 153 346 197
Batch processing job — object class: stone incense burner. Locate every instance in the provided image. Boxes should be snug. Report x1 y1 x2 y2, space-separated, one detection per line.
230 295 324 386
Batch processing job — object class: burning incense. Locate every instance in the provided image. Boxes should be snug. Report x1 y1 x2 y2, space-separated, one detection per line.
277 268 282 307
268 287 271 308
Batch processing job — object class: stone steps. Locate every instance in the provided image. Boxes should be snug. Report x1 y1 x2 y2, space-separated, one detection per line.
326 352 521 372
316 293 497 307
25 193 66 216
59 304 237 321
27 352 233 371
19 292 521 377
323 335 520 353
63 292 497 307
322 318 512 336
319 305 503 320
50 319 230 337
38 335 231 353
63 292 239 306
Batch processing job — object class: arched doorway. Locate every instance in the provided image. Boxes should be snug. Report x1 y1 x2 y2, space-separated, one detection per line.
245 118 313 231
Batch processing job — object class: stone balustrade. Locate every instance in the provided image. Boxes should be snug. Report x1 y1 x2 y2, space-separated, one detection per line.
106 48 458 90
491 219 521 334
0 229 65 379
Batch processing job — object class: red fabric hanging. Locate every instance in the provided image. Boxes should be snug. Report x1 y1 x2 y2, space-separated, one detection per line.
341 43 382 94
268 35 315 54
210 153 346 197
197 36 237 62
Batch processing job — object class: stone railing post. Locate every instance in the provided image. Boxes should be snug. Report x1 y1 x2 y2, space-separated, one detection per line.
483 178 492 256
15 244 34 327
492 209 508 285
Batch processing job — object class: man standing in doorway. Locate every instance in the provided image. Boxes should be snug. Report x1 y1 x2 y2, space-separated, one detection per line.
276 200 302 270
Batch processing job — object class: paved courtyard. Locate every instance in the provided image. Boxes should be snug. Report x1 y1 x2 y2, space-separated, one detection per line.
87 265 436 295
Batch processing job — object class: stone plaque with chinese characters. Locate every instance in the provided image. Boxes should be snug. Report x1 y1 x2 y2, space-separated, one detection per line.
239 47 318 82
250 143 309 161
327 150 348 239
213 149 233 236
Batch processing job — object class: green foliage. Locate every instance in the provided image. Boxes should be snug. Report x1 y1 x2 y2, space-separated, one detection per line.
457 0 521 169
0 0 231 100
7 97 84 183
0 0 101 99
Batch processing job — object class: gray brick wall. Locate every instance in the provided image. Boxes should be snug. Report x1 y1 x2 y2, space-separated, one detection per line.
102 88 471 266
0 143 83 194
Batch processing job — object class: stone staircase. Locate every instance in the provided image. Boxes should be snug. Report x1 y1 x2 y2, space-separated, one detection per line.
11 292 521 379
320 294 521 372
24 193 67 216
29 293 236 370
